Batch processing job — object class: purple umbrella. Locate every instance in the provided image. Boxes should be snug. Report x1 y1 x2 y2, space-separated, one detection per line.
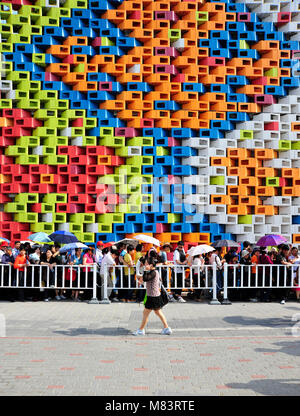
256 235 287 247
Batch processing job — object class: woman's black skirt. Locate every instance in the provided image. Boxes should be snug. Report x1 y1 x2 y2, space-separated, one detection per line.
144 295 164 310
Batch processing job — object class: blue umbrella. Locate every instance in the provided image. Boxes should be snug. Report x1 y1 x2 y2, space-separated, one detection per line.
49 231 79 244
59 242 89 253
28 232 52 243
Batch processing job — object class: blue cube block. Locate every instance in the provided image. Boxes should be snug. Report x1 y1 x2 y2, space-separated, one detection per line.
227 93 248 103
142 223 157 233
155 101 180 110
127 82 152 92
237 49 260 59
87 73 115 81
171 128 192 138
143 128 166 138
182 83 205 93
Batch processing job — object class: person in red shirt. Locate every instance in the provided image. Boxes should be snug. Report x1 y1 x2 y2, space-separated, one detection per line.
13 248 27 302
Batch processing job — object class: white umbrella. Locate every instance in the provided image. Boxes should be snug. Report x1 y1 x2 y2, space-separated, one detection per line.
187 245 215 256
59 242 90 253
133 234 160 247
115 238 139 247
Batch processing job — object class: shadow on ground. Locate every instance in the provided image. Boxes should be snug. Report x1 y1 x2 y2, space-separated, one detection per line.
53 327 131 336
255 341 300 357
223 315 293 327
226 378 300 396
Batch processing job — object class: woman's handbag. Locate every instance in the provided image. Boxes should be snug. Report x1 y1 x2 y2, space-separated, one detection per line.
160 284 169 307
66 268 77 282
143 293 147 305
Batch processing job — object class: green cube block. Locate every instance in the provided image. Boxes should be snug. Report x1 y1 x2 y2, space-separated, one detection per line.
63 0 88 9
16 136 40 147
115 166 141 176
266 177 280 187
210 176 225 185
240 130 253 140
239 40 249 50
81 232 94 243
43 136 68 146
96 213 124 224
15 155 39 164
97 224 112 233
34 109 57 119
16 99 39 109
4 203 26 213
238 215 252 224
34 90 57 100
99 136 125 147
127 156 153 166
196 11 208 22
264 68 278 77
0 99 12 109
168 29 181 41
69 223 84 233
5 146 27 156
98 175 124 185
53 213 67 223
19 5 42 19
40 203 55 213
43 155 68 165
43 194 67 204
291 141 300 150
15 193 39 204
168 214 181 223
17 80 41 91
278 140 291 150
15 212 38 223
126 137 153 146
47 7 70 18
31 223 55 233
19 25 42 36
0 43 13 53
61 110 85 119
156 147 169 156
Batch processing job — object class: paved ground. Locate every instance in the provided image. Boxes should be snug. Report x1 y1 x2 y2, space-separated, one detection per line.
0 298 299 396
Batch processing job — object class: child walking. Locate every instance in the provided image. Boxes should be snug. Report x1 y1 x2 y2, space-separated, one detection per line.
132 258 172 336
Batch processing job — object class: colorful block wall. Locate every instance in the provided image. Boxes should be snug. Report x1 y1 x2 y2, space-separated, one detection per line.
1 0 300 246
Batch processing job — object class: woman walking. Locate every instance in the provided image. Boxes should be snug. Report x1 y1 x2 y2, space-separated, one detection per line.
132 258 172 336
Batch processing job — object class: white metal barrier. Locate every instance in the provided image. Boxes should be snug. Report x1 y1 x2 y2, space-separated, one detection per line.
222 263 300 303
0 263 99 304
1 263 300 305
102 264 218 304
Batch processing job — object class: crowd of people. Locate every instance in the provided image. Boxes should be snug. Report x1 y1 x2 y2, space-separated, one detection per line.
0 239 299 304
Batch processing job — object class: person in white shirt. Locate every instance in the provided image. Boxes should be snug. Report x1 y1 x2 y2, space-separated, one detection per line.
192 255 205 301
95 241 104 266
210 247 225 295
12 241 21 260
100 249 118 301
169 241 187 303
288 247 300 280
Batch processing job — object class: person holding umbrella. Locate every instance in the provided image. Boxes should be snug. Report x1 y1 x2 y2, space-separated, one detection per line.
132 257 172 336
82 246 96 301
69 248 83 302
169 241 187 303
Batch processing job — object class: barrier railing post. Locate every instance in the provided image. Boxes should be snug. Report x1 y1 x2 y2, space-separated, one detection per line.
222 263 231 305
99 264 111 304
209 263 221 305
89 264 100 304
